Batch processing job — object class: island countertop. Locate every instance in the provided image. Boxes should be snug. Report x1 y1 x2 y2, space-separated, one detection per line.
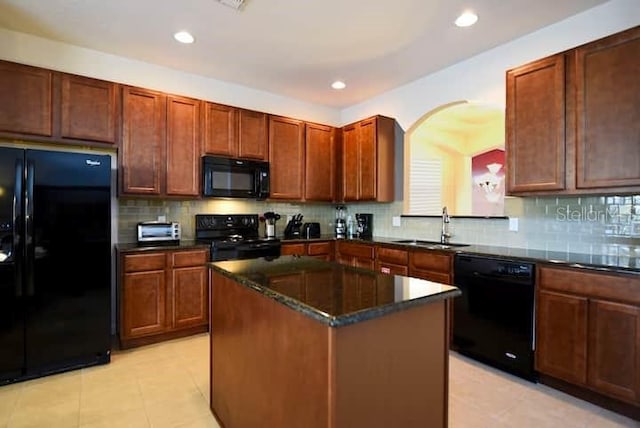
208 256 460 327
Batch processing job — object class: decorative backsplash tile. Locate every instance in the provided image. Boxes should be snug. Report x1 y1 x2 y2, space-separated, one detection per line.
117 194 640 255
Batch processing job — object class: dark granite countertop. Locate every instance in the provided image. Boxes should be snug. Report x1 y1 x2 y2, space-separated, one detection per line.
115 240 210 253
208 256 461 327
289 236 640 275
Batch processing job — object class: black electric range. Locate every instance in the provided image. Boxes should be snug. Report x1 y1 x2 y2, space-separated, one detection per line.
195 214 281 261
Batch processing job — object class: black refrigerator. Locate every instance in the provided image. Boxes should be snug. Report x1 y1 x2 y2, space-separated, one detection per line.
0 147 112 384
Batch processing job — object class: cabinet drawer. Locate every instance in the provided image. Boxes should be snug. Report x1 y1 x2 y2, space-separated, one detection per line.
338 242 375 259
538 265 640 305
377 262 408 276
171 249 208 268
409 251 451 273
281 243 306 256
377 247 408 265
123 253 166 272
307 241 333 256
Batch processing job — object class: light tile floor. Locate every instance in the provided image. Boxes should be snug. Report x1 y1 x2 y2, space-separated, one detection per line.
0 333 637 427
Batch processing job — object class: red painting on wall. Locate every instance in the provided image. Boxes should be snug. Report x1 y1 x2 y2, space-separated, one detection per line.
472 148 505 216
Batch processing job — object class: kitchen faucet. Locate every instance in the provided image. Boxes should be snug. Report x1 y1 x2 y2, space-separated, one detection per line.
441 206 451 244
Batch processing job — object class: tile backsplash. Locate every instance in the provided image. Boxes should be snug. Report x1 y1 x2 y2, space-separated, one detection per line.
117 195 640 255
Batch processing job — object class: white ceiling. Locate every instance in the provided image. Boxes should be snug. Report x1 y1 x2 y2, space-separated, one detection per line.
0 0 608 109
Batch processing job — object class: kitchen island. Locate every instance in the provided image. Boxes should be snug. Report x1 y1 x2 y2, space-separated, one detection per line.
208 256 460 428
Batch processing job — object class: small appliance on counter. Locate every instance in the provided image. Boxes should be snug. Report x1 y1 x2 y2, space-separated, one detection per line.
355 213 373 239
137 221 181 245
283 214 304 239
335 205 346 238
302 222 321 239
261 212 281 239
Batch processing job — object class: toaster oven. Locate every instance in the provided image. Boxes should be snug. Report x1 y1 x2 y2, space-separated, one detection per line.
137 221 181 244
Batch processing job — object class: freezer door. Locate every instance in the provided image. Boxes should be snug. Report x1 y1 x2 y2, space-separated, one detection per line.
0 147 25 382
25 149 112 374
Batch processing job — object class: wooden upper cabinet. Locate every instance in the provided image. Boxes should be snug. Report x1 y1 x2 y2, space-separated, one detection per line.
203 104 267 160
268 115 305 199
166 95 201 196
60 73 118 144
506 54 566 194
574 27 640 190
342 124 359 201
305 123 335 201
121 86 166 195
203 102 237 157
506 26 640 196
0 61 52 136
340 115 395 202
358 118 377 200
238 109 268 160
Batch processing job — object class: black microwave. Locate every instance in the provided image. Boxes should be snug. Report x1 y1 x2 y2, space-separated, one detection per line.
202 156 270 199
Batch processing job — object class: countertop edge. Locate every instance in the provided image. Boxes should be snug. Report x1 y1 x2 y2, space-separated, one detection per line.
208 262 461 327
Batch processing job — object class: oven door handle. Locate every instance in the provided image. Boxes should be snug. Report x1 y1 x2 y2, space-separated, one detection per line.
245 242 274 249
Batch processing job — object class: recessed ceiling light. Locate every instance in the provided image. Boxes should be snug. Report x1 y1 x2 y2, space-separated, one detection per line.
174 31 195 44
331 80 346 90
455 11 478 27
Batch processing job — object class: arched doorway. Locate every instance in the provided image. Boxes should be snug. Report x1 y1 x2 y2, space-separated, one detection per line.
403 101 505 216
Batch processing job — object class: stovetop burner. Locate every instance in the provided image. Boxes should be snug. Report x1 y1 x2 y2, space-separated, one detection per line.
195 214 281 261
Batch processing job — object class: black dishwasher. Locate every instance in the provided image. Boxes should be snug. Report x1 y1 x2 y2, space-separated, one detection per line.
452 254 536 381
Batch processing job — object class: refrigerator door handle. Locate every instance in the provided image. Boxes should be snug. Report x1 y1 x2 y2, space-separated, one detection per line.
14 158 24 297
25 160 35 297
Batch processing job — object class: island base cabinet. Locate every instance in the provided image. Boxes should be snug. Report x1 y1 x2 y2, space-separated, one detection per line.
210 271 450 428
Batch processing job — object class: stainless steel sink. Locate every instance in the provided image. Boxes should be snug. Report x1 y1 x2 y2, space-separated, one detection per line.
391 239 469 250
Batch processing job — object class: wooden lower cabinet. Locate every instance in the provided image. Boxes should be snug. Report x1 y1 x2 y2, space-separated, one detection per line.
281 241 335 261
536 290 588 384
536 265 640 408
588 299 640 404
376 246 409 276
409 250 453 284
119 248 209 348
335 241 375 270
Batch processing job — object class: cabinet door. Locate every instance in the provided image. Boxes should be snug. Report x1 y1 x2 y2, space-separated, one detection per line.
358 118 377 200
536 290 588 385
166 95 200 196
122 270 166 338
171 265 208 329
0 61 52 136
60 73 118 143
121 86 166 195
269 115 305 199
575 27 640 189
203 102 237 157
342 124 359 201
506 54 566 193
588 299 640 404
305 123 335 201
238 109 268 160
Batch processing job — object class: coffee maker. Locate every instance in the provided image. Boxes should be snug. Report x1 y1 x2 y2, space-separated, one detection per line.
355 213 373 239
335 205 346 238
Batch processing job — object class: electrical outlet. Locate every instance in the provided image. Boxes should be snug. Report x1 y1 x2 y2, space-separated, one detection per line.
509 217 519 232
392 216 401 227
157 215 166 222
